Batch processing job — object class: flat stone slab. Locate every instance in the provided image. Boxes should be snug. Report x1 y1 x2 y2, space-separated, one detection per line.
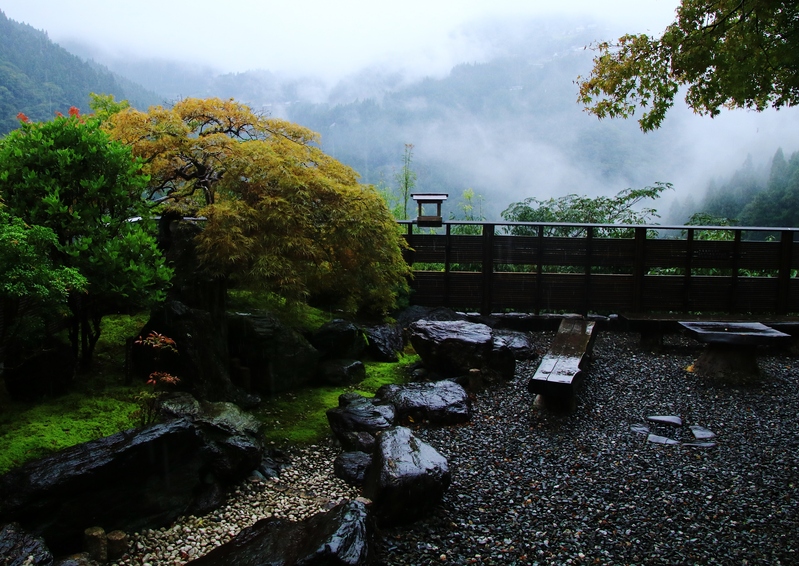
647 415 683 426
679 321 790 347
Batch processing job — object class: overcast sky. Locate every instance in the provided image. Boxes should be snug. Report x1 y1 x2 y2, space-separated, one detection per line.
1 0 680 78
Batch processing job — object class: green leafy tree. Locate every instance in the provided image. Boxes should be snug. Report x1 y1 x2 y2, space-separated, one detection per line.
501 183 672 237
578 0 799 131
105 97 409 315
0 111 172 366
0 207 87 363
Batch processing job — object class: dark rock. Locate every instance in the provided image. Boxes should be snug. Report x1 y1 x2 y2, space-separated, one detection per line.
339 431 376 453
395 306 465 329
2 337 75 402
374 380 472 425
326 394 395 445
333 452 372 487
187 499 375 565
362 426 450 525
493 329 539 361
227 311 319 395
134 301 260 408
0 522 53 565
408 320 492 376
309 320 367 361
489 335 517 380
0 414 263 555
363 323 404 362
318 359 365 386
258 449 291 479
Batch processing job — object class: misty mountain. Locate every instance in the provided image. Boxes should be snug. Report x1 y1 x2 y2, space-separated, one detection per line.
6 11 799 223
667 148 799 228
0 10 161 134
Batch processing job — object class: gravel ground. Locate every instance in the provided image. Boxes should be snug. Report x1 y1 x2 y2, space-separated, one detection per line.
378 330 799 565
113 330 799 565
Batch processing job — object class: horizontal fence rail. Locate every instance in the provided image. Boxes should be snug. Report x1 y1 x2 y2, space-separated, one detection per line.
399 221 799 316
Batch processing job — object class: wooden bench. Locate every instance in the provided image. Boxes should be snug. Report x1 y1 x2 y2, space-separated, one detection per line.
528 318 597 399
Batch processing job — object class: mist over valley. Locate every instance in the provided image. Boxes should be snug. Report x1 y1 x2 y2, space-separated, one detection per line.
4 10 799 223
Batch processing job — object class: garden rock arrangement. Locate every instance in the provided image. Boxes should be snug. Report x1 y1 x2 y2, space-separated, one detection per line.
325 380 467 526
0 394 264 555
10 321 799 564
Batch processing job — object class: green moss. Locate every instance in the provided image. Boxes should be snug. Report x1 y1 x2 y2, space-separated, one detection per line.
0 312 149 474
255 354 418 446
0 392 139 474
227 290 335 332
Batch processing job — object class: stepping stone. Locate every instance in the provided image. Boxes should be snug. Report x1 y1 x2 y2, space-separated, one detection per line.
683 441 717 448
646 415 683 426
689 425 716 439
630 423 650 435
647 434 680 445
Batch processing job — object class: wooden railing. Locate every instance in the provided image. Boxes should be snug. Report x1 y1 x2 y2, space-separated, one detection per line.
399 221 799 316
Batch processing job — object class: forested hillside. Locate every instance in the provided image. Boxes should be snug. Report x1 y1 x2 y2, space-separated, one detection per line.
668 148 799 228
0 10 160 135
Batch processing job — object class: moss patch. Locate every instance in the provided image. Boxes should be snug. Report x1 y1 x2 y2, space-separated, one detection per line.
0 312 148 474
255 354 419 446
0 392 139 474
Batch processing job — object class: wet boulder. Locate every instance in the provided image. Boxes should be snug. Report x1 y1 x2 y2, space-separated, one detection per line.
338 431 377 453
489 335 517 380
318 359 365 386
362 427 450 525
494 329 539 361
363 323 404 362
408 320 515 379
396 306 465 328
227 311 319 395
187 499 375 565
326 393 395 445
310 320 367 361
0 522 53 565
374 380 471 425
0 410 263 555
333 451 372 487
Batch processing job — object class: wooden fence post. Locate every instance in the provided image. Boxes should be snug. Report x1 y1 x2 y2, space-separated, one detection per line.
777 230 793 315
481 224 495 315
633 227 646 312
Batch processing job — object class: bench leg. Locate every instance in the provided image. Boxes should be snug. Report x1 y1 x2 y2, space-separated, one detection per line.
532 393 577 413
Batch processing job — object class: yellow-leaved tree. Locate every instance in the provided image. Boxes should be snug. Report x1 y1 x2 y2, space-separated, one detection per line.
103 96 409 315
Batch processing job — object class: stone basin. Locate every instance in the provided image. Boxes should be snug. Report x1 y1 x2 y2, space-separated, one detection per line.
678 321 791 347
